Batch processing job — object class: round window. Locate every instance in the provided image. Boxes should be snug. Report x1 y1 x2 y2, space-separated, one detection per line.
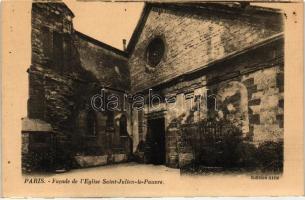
146 37 165 67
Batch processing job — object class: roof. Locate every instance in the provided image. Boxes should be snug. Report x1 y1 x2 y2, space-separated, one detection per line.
70 2 284 58
22 118 53 133
126 2 284 57
75 31 128 58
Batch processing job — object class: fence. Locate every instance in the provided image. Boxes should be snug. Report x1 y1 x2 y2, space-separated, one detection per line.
180 119 243 166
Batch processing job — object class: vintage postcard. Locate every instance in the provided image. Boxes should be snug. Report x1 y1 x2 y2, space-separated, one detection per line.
1 0 304 197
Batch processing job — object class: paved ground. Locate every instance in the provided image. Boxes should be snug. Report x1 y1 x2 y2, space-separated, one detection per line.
29 162 180 178
27 162 279 178
66 162 179 176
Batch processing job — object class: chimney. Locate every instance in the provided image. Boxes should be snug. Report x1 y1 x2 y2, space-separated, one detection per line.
122 39 127 51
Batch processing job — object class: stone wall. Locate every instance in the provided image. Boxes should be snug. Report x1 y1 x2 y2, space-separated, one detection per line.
128 4 284 92
132 36 284 167
24 2 132 171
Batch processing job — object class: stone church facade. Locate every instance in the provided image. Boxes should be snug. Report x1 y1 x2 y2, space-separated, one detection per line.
22 2 284 172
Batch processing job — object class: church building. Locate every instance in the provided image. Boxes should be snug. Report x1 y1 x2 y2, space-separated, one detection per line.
22 2 284 172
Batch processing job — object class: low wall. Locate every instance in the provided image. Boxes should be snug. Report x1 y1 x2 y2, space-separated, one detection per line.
74 154 128 168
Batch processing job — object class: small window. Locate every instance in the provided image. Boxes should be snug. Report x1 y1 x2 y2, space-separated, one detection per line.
166 96 176 104
185 92 194 100
146 37 165 67
87 110 97 136
106 111 114 128
119 115 128 136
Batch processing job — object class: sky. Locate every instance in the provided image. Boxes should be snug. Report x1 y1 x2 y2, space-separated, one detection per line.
63 1 284 51
64 1 144 50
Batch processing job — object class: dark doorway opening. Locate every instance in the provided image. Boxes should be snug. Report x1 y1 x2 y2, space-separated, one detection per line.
146 117 166 165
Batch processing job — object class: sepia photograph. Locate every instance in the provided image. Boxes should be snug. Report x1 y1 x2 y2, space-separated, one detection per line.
22 0 284 175
1 0 304 197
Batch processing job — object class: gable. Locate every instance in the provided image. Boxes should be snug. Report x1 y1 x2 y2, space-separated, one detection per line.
128 3 284 92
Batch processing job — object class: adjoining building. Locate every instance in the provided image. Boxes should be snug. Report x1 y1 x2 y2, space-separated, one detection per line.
22 2 284 172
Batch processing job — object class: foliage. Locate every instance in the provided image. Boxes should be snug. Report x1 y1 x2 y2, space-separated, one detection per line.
256 140 283 172
181 119 283 172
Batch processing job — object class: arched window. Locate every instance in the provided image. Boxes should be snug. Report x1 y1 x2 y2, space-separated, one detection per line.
87 110 97 136
119 115 127 136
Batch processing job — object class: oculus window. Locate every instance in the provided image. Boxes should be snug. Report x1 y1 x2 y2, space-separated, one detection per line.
146 37 165 67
